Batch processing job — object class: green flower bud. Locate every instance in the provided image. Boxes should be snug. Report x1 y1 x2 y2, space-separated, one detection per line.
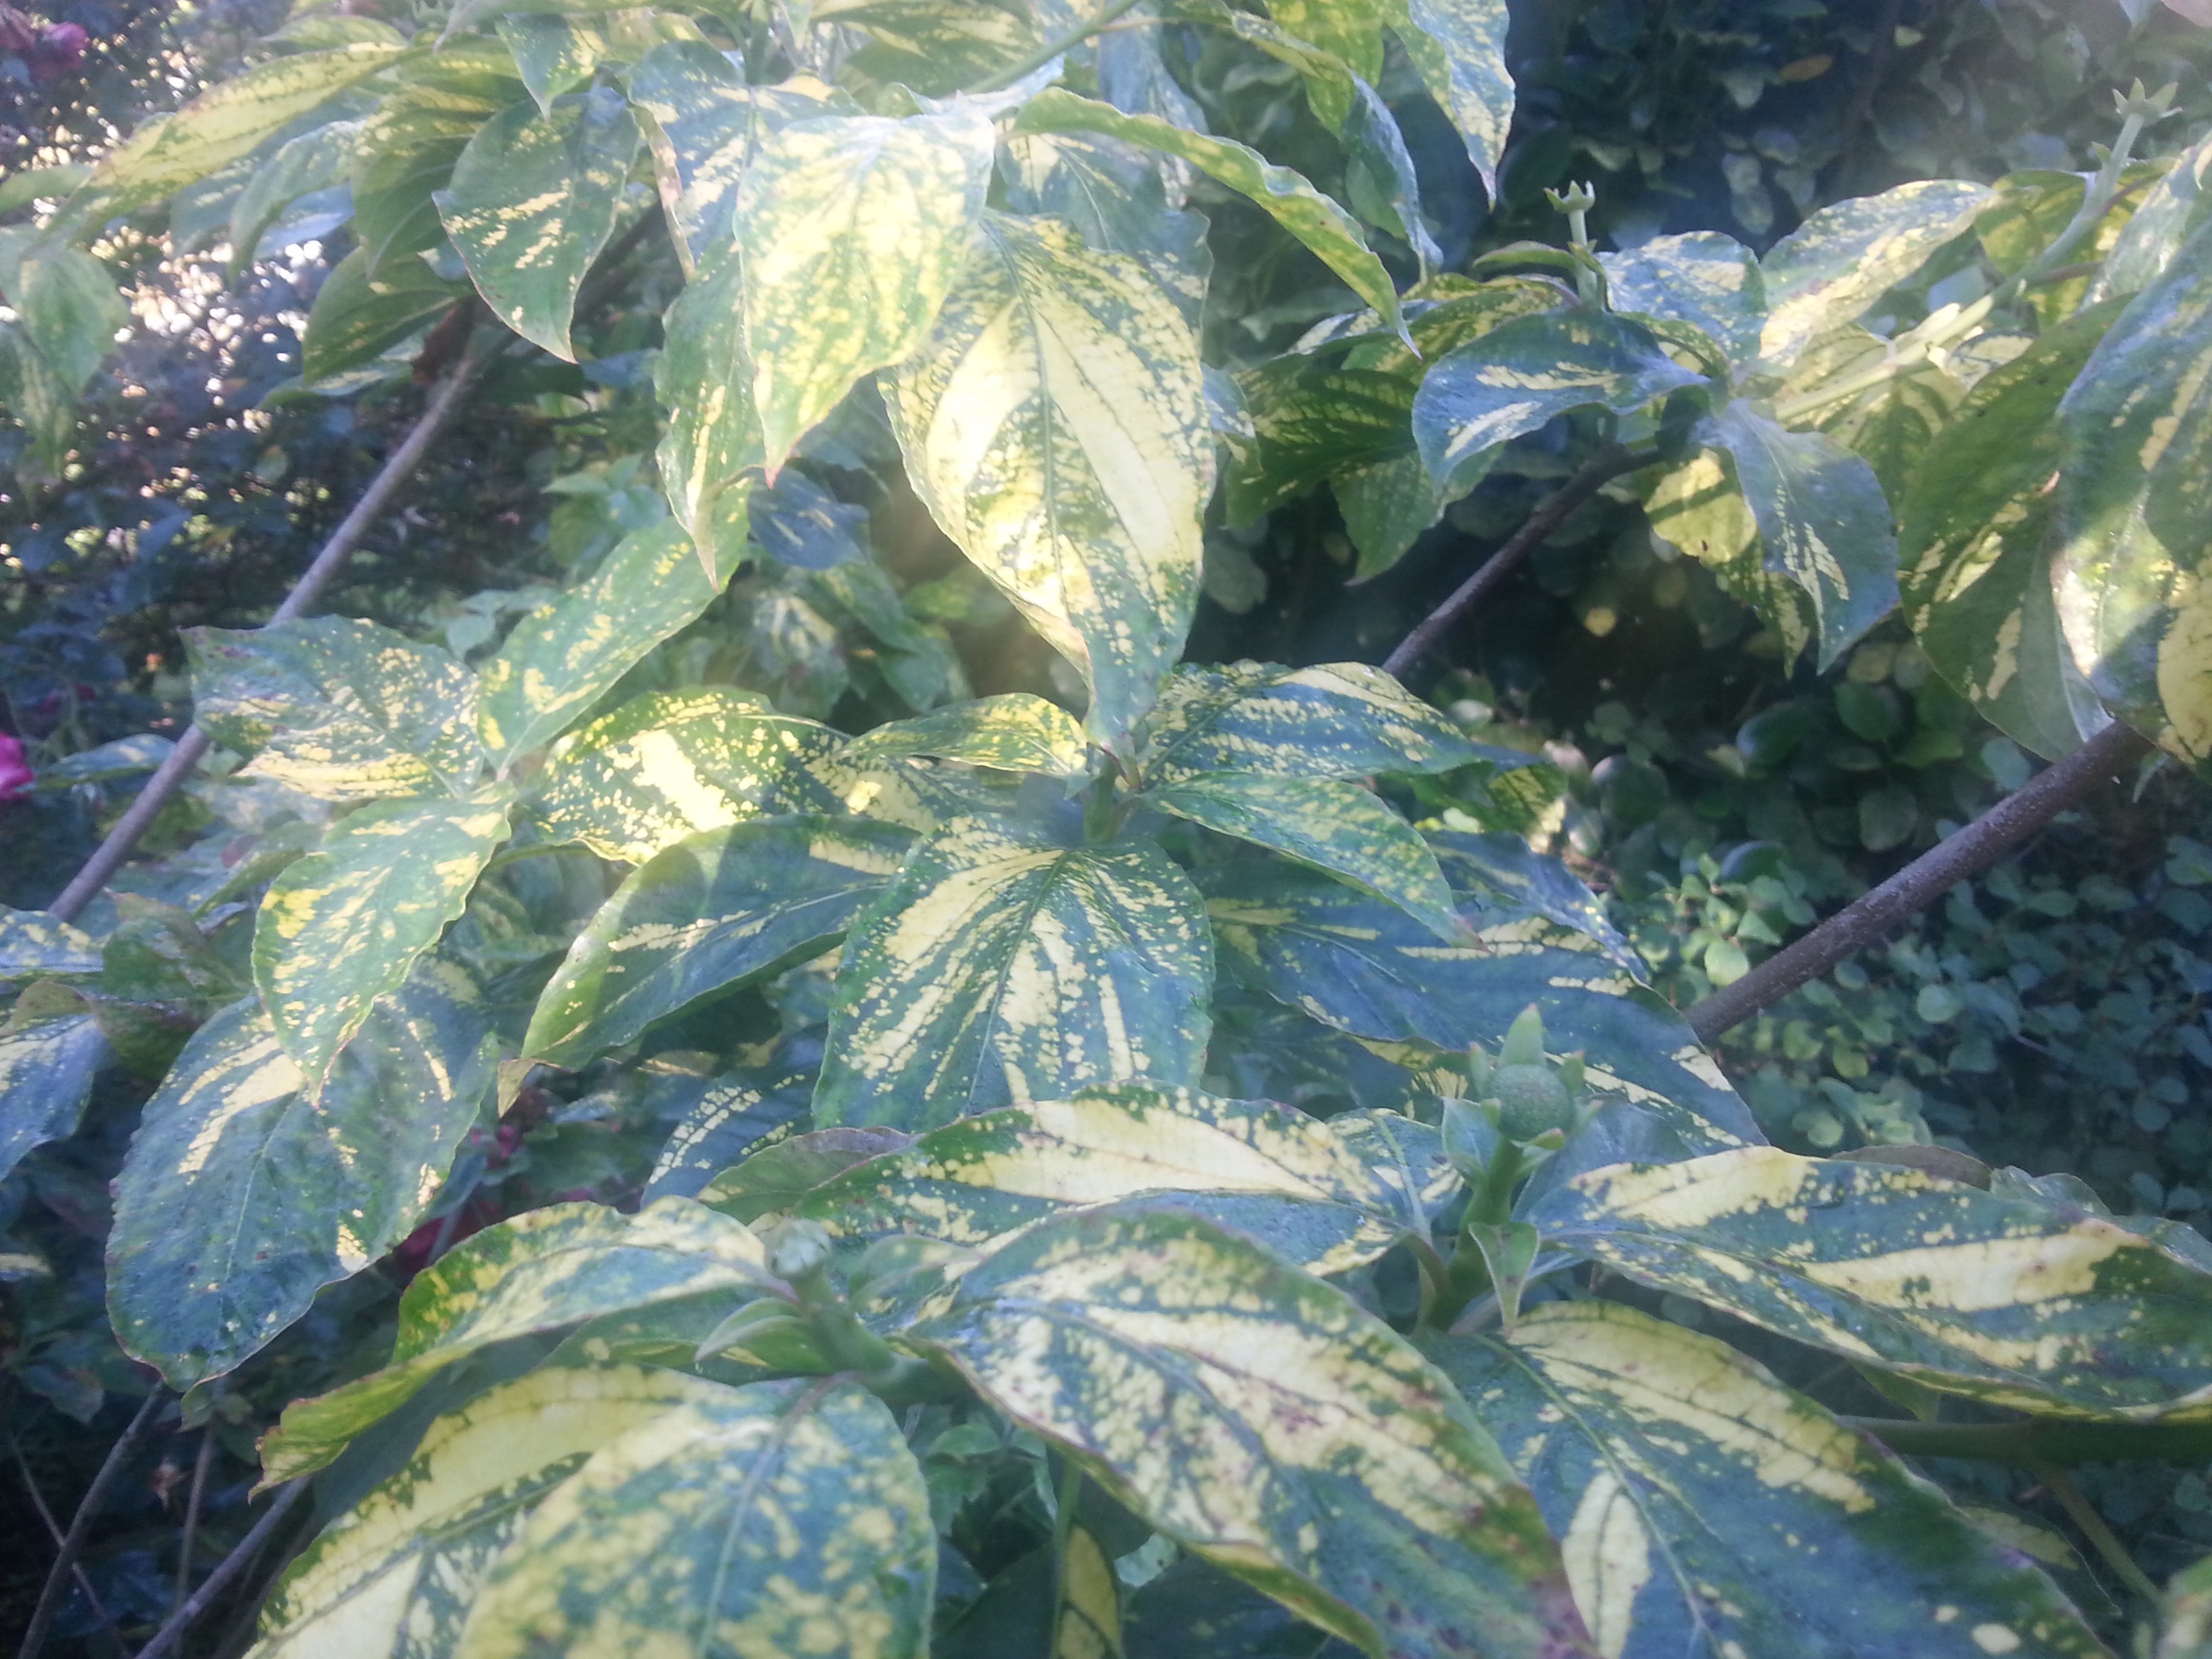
1493 1062 1576 1141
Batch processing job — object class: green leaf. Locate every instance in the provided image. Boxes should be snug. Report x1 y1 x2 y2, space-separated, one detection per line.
1135 659 1486 785
796 1084 1435 1273
1201 859 1756 1155
76 43 405 215
1900 306 2121 760
1601 231 1764 369
298 245 470 384
260 1197 776 1484
1641 447 1818 663
454 1378 935 1659
525 688 851 862
647 1061 814 1201
734 106 995 472
1428 830 1642 972
1702 402 1899 672
0 321 75 470
251 1366 742 1659
1395 0 1514 198
254 792 513 1084
107 959 497 1387
352 81 514 276
1431 1301 2110 1659
187 616 484 800
435 87 639 360
842 694 1088 776
997 128 1212 327
1413 308 1704 497
698 1127 910 1227
823 0 1040 96
654 245 763 582
0 996 107 1185
813 818 1213 1132
885 211 1212 745
1149 774 1464 941
12 245 129 394
2057 218 2212 768
1333 451 1445 578
907 1205 1588 1659
2092 130 2212 305
0 907 102 983
1523 1144 2212 1418
476 518 722 767
100 893 247 1012
1784 329 1964 501
1013 90 1402 338
1756 180 1994 369
228 117 363 273
525 815 914 1067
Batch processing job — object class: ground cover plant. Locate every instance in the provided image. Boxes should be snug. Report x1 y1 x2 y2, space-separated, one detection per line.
7 0 2212 1654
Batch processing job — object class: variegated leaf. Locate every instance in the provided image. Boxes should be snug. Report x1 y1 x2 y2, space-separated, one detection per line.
1432 1302 2109 1659
1601 230 1764 370
886 211 1212 745
187 615 484 801
455 1378 934 1659
525 688 844 862
298 245 472 384
2057 217 2212 766
228 117 361 274
436 87 640 360
525 815 913 1067
1135 659 1483 785
1787 328 1965 502
1641 447 1818 663
108 960 496 1388
907 1205 1592 1659
819 0 1041 96
1413 308 1705 497
1200 859 1757 1155
0 993 107 1185
1899 305 2119 760
247 1366 738 1659
75 43 405 216
253 792 513 1084
0 907 102 982
655 245 762 581
734 105 994 471
260 1197 777 1484
352 82 516 276
1701 402 1899 671
647 1057 815 1201
814 817 1212 1132
796 1084 1433 1273
476 518 722 767
1149 773 1464 941
2091 129 2212 305
1395 0 1513 197
1524 1145 2212 1419
997 128 1211 327
1427 830 1641 972
1755 180 1994 369
844 693 1090 776
1013 89 1401 333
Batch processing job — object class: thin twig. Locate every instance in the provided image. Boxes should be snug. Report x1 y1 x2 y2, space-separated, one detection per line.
1685 720 2155 1042
18 1389 166 1659
2033 1460 2162 1607
1382 443 1654 680
172 1425 216 1616
1844 1414 2212 1466
9 1437 117 1635
45 330 500 924
129 1482 309 1659
969 0 1148 92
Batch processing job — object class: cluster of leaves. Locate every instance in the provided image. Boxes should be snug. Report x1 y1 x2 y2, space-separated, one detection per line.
6 0 2212 1654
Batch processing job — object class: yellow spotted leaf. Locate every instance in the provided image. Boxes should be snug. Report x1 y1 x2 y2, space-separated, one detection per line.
813 817 1213 1132
885 211 1212 746
907 1204 1593 1659
453 1378 935 1659
654 244 763 581
0 994 105 1185
843 693 1090 777
1134 659 1485 785
1431 1301 2109 1659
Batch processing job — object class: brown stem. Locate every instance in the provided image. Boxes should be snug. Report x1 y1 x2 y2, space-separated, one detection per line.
45 330 499 924
129 1481 309 1659
172 1425 216 1615
1382 443 1652 680
9 1437 117 1637
18 1389 165 1659
1685 720 2154 1043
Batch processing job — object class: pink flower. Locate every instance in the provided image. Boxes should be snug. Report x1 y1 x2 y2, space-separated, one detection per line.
0 735 30 801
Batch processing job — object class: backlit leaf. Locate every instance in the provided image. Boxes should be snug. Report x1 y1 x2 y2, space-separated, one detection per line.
1787 328 1965 502
734 105 994 471
253 791 513 1084
997 128 1212 327
1135 659 1484 785
1523 1145 2212 1418
1756 180 1994 369
1433 1301 2109 1659
0 996 106 1185
814 817 1213 1132
228 117 363 274
12 245 128 394
885 211 1212 745
1413 308 1704 497
907 1205 1591 1659
108 959 497 1388
655 245 763 581
248 1366 739 1659
1641 447 1818 663
2056 217 2212 766
260 1197 776 1483
525 815 914 1067
1149 773 1464 941
455 1378 935 1659
797 1084 1429 1273
297 245 470 384
844 694 1090 776
188 615 484 801
1013 90 1402 337
436 87 640 359
476 518 722 767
